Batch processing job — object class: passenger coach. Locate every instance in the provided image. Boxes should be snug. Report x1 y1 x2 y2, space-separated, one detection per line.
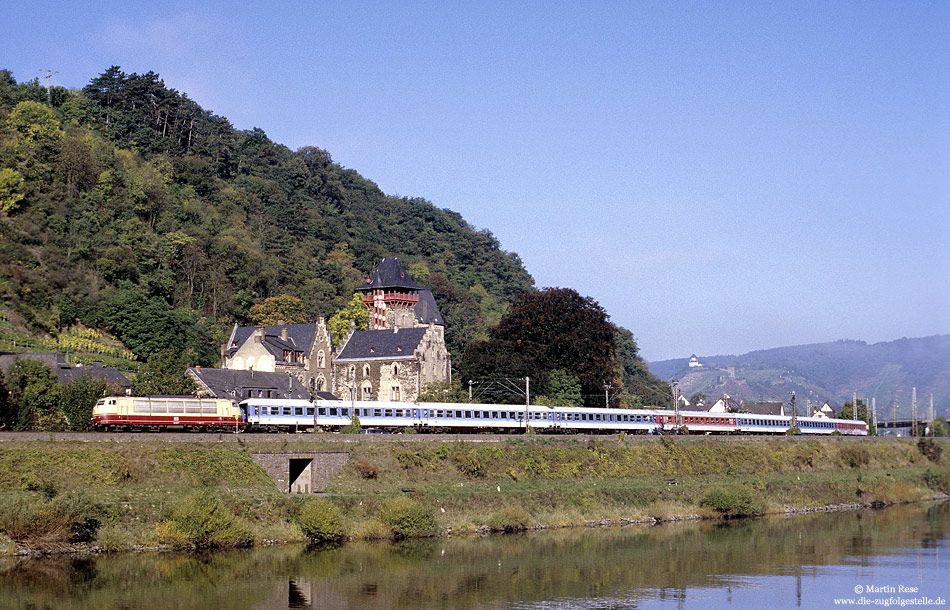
238 398 868 436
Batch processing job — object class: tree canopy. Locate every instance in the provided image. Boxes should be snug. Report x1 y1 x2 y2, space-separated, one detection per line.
458 288 663 407
0 67 535 363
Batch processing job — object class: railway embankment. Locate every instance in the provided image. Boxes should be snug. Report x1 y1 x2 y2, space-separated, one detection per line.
0 434 946 555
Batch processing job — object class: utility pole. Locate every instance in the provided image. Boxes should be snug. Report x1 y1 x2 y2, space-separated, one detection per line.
39 69 58 104
930 394 935 437
871 397 877 435
789 391 797 429
912 387 918 437
524 376 530 432
671 380 680 430
468 379 473 402
604 384 611 408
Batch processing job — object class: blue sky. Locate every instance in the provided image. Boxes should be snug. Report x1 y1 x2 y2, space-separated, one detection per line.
3 1 948 361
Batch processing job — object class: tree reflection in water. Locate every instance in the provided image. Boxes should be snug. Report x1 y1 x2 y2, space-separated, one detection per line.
0 502 946 610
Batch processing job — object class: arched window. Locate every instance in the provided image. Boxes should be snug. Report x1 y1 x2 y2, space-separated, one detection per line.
392 363 400 376
316 376 326 392
361 382 373 400
317 350 326 369
363 364 371 377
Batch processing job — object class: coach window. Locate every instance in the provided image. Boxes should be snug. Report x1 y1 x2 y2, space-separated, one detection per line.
308 407 316 416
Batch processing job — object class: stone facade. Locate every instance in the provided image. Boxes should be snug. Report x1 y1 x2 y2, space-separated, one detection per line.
250 451 349 493
333 325 450 402
332 257 451 402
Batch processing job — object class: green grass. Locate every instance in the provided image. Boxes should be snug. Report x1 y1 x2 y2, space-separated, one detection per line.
0 436 945 553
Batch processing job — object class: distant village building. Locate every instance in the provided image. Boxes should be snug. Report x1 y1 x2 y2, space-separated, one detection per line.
707 394 739 413
0 353 131 393
221 319 333 395
688 354 703 368
810 401 835 418
738 400 785 416
187 366 316 401
333 258 450 402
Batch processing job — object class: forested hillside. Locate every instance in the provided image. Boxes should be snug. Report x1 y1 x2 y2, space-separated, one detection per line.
0 66 668 407
0 67 532 364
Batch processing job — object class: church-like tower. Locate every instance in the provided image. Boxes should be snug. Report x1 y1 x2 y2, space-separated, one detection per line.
357 258 422 330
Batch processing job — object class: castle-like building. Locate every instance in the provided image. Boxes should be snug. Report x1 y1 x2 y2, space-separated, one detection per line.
212 258 450 402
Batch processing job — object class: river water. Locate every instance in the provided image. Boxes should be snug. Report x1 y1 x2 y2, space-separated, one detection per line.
1 502 947 610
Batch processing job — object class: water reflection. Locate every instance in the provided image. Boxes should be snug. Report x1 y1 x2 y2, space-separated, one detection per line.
0 502 946 609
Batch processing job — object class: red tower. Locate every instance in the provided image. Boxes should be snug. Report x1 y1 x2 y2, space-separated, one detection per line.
357 258 421 330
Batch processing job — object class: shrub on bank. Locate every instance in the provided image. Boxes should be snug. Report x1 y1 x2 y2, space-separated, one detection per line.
379 496 437 538
700 486 764 518
0 493 102 547
486 505 531 533
296 498 345 543
154 490 252 549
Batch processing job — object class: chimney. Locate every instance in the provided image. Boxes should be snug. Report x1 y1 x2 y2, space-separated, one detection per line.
196 365 201 372
281 327 288 341
255 327 264 343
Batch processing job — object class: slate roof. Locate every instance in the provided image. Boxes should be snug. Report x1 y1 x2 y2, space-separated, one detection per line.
335 328 428 361
357 257 423 292
224 322 321 359
187 367 311 400
414 288 444 326
738 401 785 416
0 353 131 388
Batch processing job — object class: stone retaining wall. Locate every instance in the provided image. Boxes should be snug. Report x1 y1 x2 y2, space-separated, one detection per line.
250 451 349 493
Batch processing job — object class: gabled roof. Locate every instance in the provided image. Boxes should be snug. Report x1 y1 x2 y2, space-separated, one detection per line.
335 328 428 361
187 367 311 400
0 352 131 388
738 401 784 416
224 322 322 358
357 257 423 292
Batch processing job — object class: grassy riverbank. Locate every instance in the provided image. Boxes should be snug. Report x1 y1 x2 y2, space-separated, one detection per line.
0 435 947 554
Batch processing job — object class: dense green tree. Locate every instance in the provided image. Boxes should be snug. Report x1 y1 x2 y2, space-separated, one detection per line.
459 288 625 407
6 359 61 430
247 294 307 325
58 376 111 431
838 399 869 422
0 66 549 378
328 293 369 346
533 369 582 407
0 167 24 213
96 286 217 365
0 368 11 429
134 349 198 396
417 379 469 403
